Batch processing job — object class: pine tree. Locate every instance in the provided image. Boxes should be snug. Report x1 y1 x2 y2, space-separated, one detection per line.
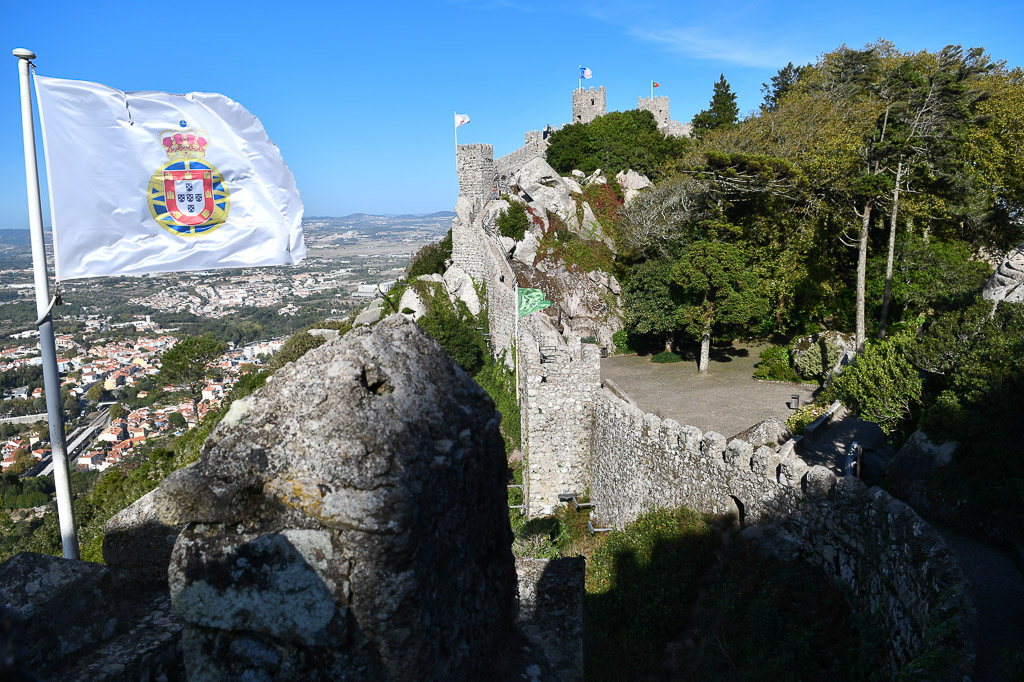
692 74 740 135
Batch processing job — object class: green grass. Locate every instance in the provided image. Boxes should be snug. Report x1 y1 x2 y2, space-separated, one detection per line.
650 350 684 363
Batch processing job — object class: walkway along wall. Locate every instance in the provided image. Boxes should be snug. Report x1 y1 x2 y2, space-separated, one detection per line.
589 389 975 674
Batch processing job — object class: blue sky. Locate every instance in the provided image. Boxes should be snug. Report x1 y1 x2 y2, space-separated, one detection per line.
2 0 1022 226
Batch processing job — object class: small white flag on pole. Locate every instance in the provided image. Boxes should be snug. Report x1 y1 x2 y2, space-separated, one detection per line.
454 113 471 128
34 75 305 280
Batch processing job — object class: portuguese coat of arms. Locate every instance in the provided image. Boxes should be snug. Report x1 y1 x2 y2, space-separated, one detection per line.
147 125 230 236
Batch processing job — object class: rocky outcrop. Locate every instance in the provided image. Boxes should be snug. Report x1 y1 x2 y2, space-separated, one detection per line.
513 157 579 230
614 170 652 205
982 242 1024 305
155 317 516 680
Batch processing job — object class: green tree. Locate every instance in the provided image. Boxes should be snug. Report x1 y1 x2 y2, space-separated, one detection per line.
85 383 104 403
673 242 768 373
167 412 187 429
157 335 225 416
109 403 125 420
692 75 740 135
621 259 681 352
546 109 687 178
761 62 807 112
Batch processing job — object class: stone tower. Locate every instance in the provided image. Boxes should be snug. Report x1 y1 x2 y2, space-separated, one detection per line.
572 86 606 124
638 96 670 128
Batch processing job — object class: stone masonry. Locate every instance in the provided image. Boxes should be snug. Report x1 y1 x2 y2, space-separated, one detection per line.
638 96 692 138
588 390 975 675
519 326 601 516
571 86 606 124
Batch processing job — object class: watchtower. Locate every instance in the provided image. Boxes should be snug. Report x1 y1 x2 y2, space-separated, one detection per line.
638 96 671 128
572 86 606 124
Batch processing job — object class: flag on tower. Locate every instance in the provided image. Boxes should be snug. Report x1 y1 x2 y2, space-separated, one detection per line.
34 75 304 281
454 113 471 128
580 67 593 80
652 81 660 88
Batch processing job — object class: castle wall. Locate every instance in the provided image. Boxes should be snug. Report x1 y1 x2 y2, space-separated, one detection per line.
589 390 975 673
494 132 548 194
519 329 601 516
638 96 670 127
481 237 517 359
572 87 606 124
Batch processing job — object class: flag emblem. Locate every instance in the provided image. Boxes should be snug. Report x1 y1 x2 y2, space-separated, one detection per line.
147 128 230 236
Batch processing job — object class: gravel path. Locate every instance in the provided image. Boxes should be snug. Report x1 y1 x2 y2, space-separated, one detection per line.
600 343 818 438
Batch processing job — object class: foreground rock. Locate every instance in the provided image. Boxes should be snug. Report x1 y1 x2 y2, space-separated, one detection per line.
157 317 516 681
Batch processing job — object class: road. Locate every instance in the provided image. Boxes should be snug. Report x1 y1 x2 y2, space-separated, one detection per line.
36 406 110 476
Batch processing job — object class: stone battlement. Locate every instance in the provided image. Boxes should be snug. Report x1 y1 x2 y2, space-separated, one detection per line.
572 86 606 124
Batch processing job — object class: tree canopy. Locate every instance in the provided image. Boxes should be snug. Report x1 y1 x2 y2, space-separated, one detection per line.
157 335 225 414
545 109 688 179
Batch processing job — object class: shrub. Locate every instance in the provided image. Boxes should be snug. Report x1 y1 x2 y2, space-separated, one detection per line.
611 329 633 354
786 402 828 435
794 336 843 381
754 344 801 382
474 357 520 453
495 202 529 241
650 351 683 363
585 507 716 681
821 332 921 436
418 300 487 376
406 229 452 279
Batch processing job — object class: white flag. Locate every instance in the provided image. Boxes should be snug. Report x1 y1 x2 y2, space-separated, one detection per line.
454 113 470 128
34 75 305 280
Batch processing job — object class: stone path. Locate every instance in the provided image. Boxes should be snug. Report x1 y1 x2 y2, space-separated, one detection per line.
600 343 817 438
934 524 1024 682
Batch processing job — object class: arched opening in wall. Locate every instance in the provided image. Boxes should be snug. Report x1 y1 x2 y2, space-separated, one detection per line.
727 495 746 528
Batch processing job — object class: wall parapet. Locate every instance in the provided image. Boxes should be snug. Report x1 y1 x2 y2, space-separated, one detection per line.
589 388 975 675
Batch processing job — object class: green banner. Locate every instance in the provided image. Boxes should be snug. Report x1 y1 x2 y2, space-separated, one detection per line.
517 287 552 318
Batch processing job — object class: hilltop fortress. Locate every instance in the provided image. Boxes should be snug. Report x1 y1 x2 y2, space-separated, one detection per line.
447 86 975 676
572 85 693 137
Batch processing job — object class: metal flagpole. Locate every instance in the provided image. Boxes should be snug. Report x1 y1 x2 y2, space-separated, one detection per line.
651 80 653 99
13 47 79 560
578 66 581 91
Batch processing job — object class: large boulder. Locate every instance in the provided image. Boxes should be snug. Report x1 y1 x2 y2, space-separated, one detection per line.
157 318 516 681
444 265 481 315
513 157 578 229
615 170 652 205
982 242 1024 305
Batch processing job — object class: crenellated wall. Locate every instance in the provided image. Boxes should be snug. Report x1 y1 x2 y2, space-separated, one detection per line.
447 90 976 679
638 95 671 127
588 389 975 674
494 132 548 194
572 86 606 124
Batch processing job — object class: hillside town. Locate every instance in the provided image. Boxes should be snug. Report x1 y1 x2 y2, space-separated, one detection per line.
0 314 285 473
